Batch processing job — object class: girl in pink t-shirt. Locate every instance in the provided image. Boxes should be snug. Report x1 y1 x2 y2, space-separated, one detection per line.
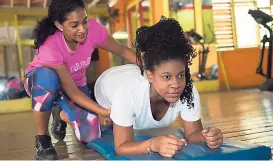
24 0 137 160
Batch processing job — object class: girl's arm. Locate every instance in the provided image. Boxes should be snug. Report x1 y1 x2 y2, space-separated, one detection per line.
113 123 150 155
113 123 186 157
181 119 223 148
47 64 110 116
180 85 222 147
99 36 137 64
181 119 205 143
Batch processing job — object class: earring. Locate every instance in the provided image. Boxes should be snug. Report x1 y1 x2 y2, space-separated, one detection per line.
60 29 63 32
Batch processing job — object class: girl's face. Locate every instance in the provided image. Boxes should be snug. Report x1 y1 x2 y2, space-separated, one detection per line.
146 59 186 103
56 8 88 43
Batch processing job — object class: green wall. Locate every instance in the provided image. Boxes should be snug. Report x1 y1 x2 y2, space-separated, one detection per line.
202 9 215 43
170 10 195 32
169 8 214 44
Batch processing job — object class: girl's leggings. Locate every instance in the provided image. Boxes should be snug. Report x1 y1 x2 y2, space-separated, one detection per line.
24 67 100 143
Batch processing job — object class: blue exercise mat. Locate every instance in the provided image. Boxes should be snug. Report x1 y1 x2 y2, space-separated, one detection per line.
87 125 271 160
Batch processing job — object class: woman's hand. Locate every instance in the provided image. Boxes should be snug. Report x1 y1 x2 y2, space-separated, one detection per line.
100 108 111 117
202 127 223 149
151 135 187 158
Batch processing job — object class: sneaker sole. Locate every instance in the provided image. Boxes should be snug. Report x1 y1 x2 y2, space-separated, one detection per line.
35 154 58 160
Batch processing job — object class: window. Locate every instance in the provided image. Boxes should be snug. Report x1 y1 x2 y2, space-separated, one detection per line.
212 0 272 50
257 0 270 8
212 0 235 50
234 0 257 48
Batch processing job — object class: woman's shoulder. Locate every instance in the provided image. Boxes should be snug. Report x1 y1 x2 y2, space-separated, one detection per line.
87 18 99 25
86 19 108 46
39 31 62 50
87 19 106 32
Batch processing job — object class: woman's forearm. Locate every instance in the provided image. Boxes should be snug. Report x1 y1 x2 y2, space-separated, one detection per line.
115 140 150 156
186 131 206 143
64 86 106 115
49 64 107 116
118 47 137 64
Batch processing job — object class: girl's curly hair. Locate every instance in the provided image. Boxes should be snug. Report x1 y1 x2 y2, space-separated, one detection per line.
133 16 197 109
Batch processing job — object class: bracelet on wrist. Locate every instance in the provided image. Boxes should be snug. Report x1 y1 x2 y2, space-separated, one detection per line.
147 137 155 154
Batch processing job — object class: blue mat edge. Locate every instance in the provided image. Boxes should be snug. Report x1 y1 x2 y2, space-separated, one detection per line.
87 126 272 160
88 140 272 160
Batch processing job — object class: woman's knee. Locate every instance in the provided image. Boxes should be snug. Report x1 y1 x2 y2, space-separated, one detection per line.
34 67 60 89
29 67 61 112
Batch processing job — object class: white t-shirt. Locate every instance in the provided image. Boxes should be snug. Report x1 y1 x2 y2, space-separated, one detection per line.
94 64 201 130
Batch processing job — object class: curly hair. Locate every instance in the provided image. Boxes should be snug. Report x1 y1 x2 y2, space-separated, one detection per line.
133 16 197 109
33 0 85 49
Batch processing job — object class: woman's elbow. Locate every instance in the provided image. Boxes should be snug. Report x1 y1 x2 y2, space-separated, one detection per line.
115 143 129 156
115 147 125 156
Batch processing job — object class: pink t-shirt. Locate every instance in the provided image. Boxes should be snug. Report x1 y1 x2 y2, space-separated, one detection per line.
26 19 108 86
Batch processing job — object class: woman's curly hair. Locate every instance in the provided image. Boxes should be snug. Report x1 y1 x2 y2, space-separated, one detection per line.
133 16 197 109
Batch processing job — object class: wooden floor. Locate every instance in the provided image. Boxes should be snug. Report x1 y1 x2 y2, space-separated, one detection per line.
1 88 273 160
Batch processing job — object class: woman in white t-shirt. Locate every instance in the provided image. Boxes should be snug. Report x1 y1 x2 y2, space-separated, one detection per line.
94 16 223 158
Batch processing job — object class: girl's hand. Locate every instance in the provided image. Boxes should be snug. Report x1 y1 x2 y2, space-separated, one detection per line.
202 127 223 149
151 135 187 158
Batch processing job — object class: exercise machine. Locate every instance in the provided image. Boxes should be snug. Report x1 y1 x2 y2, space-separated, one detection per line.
249 9 273 91
186 28 218 80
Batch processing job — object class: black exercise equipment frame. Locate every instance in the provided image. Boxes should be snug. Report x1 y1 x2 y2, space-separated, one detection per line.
256 24 273 79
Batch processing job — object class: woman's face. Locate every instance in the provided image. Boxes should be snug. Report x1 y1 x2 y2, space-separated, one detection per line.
57 8 88 43
146 59 186 103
